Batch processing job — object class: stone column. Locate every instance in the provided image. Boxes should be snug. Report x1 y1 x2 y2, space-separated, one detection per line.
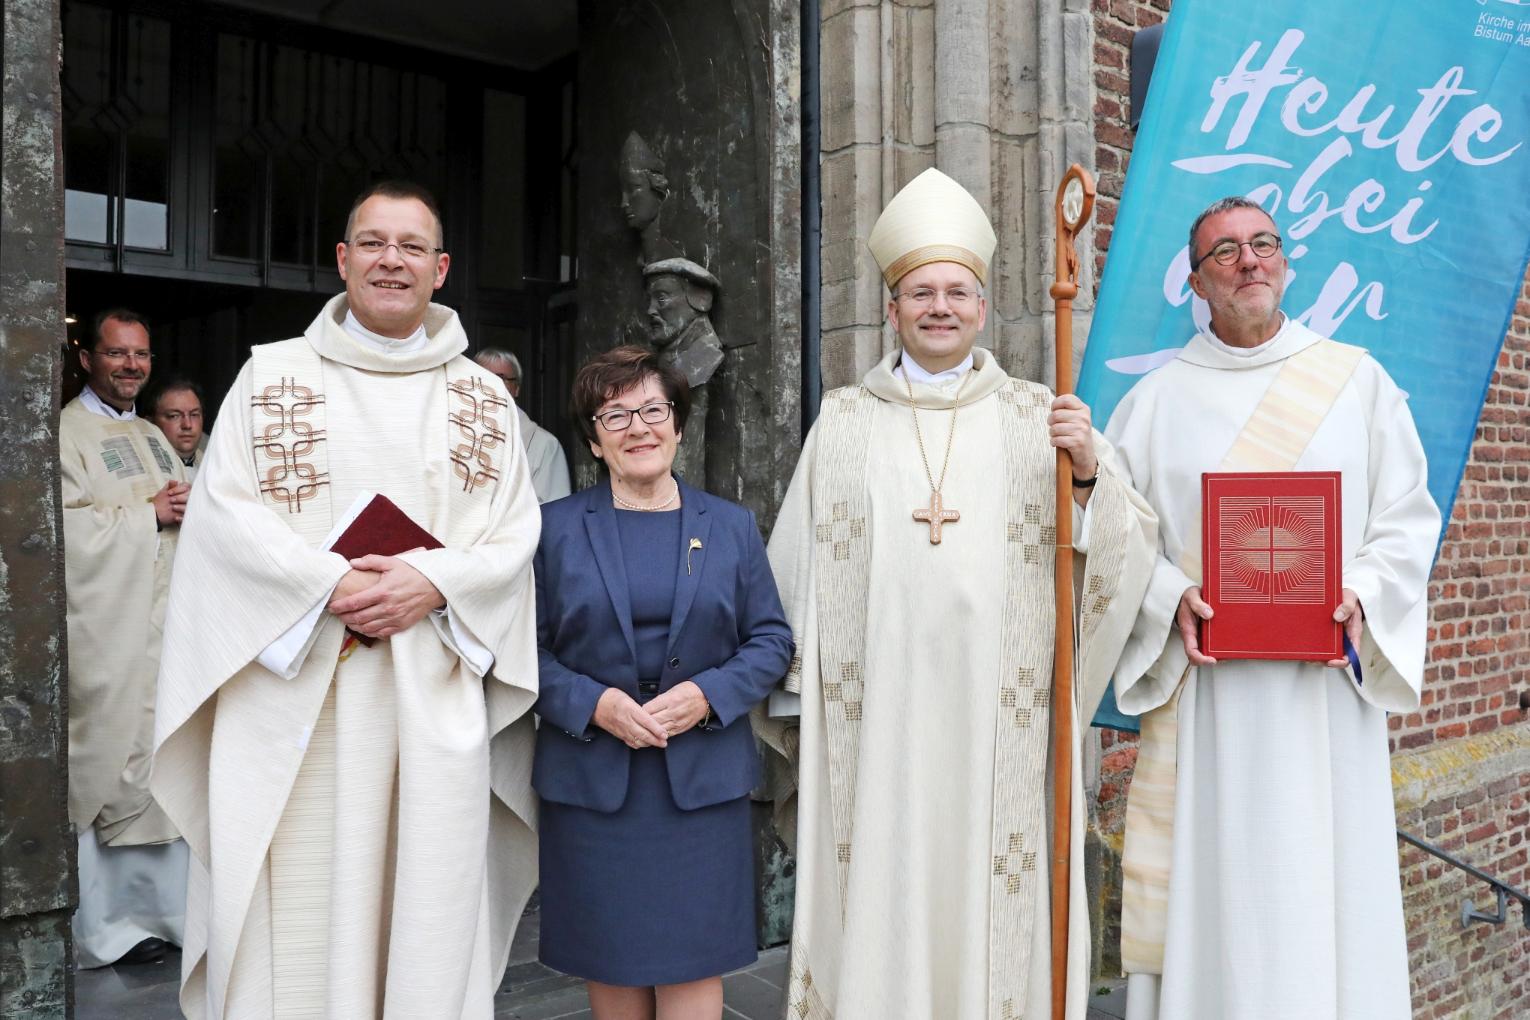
818 0 1097 391
0 0 75 1016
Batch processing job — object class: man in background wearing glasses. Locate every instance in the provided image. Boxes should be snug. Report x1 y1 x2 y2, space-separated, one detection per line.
62 307 191 969
154 180 542 1017
1105 196 1438 1019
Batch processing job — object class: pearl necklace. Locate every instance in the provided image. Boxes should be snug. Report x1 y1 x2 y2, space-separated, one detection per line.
612 479 680 512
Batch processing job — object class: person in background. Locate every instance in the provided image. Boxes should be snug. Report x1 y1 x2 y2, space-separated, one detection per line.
146 378 206 480
475 347 572 502
61 308 190 968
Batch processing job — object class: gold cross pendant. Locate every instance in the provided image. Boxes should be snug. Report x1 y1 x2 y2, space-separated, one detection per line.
913 490 960 544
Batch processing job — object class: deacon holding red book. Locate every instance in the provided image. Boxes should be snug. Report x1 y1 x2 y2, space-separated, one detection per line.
1104 197 1440 1020
152 181 542 1018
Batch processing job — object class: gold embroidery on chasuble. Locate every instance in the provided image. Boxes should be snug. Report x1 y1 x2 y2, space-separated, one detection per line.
807 386 877 914
797 378 1077 1016
447 376 509 495
252 377 330 515
788 961 832 1020
987 378 1060 1016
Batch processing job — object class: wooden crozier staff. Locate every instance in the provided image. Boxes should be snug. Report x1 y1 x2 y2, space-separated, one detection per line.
1049 163 1096 1020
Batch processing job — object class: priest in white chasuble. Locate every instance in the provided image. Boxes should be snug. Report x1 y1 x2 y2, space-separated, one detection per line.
758 168 1158 1020
153 181 541 1020
63 308 191 968
1106 197 1440 1020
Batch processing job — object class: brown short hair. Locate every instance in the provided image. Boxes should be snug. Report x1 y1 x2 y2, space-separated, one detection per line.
90 308 149 350
570 345 691 447
345 179 445 248
148 377 204 415
1187 196 1278 264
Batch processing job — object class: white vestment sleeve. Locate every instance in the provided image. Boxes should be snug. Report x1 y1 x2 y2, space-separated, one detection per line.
430 607 494 677
768 689 802 718
1338 363 1439 712
257 588 334 679
1073 495 1092 552
1103 392 1195 715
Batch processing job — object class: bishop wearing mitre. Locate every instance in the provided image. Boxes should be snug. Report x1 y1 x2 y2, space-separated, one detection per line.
757 168 1157 1019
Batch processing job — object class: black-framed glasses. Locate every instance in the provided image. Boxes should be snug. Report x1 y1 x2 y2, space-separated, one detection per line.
592 400 674 432
346 237 445 260
1192 232 1282 270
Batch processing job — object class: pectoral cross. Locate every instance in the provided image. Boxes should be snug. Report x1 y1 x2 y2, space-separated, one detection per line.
913 490 960 544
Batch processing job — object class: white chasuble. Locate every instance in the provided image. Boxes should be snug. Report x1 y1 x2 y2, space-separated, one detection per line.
759 348 1157 1019
1106 321 1439 1020
61 397 187 846
154 294 541 1019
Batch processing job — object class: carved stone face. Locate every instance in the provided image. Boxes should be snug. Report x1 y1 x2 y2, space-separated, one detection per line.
620 168 664 230
646 274 702 345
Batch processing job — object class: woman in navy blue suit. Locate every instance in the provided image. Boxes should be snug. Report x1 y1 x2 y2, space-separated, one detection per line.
533 346 793 1020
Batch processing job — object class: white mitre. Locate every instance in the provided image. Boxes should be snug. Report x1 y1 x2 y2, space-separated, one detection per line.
867 167 998 288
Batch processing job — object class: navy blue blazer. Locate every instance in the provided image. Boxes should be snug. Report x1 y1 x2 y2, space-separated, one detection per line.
532 477 793 813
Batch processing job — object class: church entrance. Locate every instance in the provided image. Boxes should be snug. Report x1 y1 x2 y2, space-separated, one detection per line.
58 0 803 963
61 0 579 440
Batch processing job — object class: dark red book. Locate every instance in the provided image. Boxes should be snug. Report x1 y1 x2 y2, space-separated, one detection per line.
1200 471 1342 662
327 493 442 646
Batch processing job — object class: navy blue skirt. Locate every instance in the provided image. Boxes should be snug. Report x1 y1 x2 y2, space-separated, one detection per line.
538 746 757 986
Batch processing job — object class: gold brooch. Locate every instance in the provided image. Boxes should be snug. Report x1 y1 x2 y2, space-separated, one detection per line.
687 537 703 575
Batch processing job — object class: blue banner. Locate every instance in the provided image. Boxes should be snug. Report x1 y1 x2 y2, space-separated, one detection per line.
1081 0 1530 730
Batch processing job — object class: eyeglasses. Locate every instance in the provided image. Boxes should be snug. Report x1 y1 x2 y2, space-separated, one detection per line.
346 237 445 260
592 400 674 432
90 348 153 363
1192 232 1282 270
892 287 979 308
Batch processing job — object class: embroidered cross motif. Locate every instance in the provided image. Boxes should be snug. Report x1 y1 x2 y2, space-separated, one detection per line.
447 377 508 494
823 660 864 721
252 377 329 514
814 501 865 561
998 381 1050 414
789 964 818 1019
992 831 1038 894
913 489 960 544
1000 667 1046 728
1009 502 1055 564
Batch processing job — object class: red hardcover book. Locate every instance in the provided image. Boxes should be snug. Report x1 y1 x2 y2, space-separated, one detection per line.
1200 471 1342 662
327 493 443 646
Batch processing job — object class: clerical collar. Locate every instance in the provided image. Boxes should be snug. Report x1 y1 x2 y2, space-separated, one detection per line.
342 309 428 355
1205 312 1290 358
895 351 974 388
80 385 137 420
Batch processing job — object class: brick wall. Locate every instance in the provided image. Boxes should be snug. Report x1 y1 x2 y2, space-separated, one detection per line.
1086 1 1530 1015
